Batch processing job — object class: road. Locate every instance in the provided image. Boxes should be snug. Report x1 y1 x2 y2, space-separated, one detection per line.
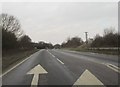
2 49 119 86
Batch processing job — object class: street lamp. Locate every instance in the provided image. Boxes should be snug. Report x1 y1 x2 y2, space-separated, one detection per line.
85 32 88 44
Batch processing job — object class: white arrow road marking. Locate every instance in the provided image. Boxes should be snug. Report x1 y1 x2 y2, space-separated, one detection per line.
57 58 64 64
74 69 104 85
27 64 48 86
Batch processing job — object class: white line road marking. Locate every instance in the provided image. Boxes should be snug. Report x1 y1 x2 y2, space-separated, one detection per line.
74 69 104 85
105 63 120 73
31 75 39 87
27 64 48 86
108 64 120 69
47 50 55 57
47 50 64 64
50 53 55 57
1 57 30 77
0 51 40 77
57 58 64 64
91 53 95 54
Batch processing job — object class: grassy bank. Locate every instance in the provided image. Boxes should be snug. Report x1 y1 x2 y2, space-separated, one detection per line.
2 49 39 73
63 47 119 55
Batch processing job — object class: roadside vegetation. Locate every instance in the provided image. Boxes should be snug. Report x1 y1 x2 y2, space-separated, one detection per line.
1 13 55 72
2 49 38 72
1 13 39 72
64 47 118 55
61 28 119 55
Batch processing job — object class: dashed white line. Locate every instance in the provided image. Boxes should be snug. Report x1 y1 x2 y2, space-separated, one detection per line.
47 50 55 58
52 55 55 58
47 50 64 64
57 58 64 64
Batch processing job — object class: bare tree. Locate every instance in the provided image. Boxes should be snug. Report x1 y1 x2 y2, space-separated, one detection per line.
91 28 119 47
103 27 115 36
0 13 24 38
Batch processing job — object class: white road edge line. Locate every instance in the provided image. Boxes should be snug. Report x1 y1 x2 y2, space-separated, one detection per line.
0 51 40 77
106 64 120 73
0 56 30 77
57 58 64 64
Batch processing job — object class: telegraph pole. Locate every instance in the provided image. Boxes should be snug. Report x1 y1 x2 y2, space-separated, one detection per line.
85 32 88 44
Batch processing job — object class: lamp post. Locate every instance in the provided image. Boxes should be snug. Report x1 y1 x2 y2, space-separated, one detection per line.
85 32 88 44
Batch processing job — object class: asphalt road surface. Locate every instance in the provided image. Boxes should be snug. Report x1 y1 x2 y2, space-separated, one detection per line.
2 49 119 86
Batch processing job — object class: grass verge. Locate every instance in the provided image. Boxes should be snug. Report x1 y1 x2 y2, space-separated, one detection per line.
2 49 39 73
63 48 119 55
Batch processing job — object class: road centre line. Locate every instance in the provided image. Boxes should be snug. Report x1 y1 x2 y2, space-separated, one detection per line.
57 58 64 64
51 54 55 58
47 50 64 64
47 50 119 73
47 50 55 58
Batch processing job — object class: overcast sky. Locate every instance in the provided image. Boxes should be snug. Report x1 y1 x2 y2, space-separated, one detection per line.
2 2 118 45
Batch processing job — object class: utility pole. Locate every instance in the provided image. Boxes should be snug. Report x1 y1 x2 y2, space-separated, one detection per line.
85 32 88 44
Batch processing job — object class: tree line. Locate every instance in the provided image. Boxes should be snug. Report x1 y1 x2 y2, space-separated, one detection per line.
91 28 120 47
1 13 34 50
1 13 54 50
1 13 119 50
61 28 119 48
61 36 83 48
